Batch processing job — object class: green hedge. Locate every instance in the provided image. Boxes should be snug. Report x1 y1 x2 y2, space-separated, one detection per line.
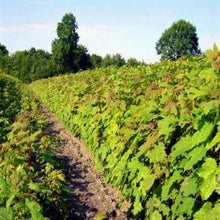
31 56 220 219
0 73 68 219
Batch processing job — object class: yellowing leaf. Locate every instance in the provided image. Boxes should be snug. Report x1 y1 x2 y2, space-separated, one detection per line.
139 131 158 153
94 212 107 220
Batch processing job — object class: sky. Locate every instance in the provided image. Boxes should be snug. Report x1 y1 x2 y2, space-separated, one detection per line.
0 0 220 63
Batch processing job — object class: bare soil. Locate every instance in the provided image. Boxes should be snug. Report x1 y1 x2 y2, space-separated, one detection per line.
39 103 130 219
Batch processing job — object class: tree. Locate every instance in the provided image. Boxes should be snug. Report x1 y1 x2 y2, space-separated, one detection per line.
102 53 125 67
126 58 139 67
0 43 9 56
75 45 92 70
0 43 10 73
10 48 52 83
156 19 200 60
111 53 125 67
91 54 102 68
51 13 79 74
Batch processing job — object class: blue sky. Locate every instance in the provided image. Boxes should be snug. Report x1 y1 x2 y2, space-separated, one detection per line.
0 0 219 63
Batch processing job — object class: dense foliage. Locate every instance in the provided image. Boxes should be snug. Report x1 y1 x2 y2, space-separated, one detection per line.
0 73 69 219
206 44 220 70
31 52 220 219
156 19 201 60
0 44 9 56
10 48 53 83
0 40 137 83
0 44 10 74
101 54 126 68
51 13 92 74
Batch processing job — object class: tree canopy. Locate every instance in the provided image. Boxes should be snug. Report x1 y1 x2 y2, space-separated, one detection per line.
126 58 139 67
10 48 52 83
102 53 125 67
75 45 92 70
156 19 200 60
51 13 91 74
51 13 79 74
91 54 102 68
0 43 10 73
0 43 9 56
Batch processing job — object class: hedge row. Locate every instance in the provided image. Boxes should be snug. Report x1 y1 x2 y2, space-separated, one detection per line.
31 56 220 219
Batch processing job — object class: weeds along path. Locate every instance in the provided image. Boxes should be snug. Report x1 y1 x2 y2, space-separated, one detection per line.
39 102 128 220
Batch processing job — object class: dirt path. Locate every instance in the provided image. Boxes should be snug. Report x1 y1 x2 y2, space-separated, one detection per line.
39 103 129 219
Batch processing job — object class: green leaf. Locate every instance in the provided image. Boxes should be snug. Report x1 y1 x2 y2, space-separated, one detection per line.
197 158 217 200
177 216 185 220
0 208 13 220
186 87 208 99
158 116 176 140
135 166 151 183
133 192 142 215
194 202 220 220
29 182 41 192
170 136 192 159
26 199 46 220
44 153 58 166
6 193 16 212
180 176 198 197
150 210 162 220
162 171 182 201
170 122 214 159
201 100 220 115
0 177 11 199
206 130 220 151
139 174 156 197
127 158 143 181
147 143 166 163
176 197 195 215
183 145 207 171
160 203 170 216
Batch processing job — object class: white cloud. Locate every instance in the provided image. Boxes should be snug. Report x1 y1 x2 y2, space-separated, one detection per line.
25 24 50 29
0 26 26 32
0 24 54 33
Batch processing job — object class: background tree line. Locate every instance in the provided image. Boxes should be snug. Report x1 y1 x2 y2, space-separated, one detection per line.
0 13 200 83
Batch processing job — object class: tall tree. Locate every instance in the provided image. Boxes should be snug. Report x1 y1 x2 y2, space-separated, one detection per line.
156 19 200 60
10 48 52 83
0 43 9 56
51 13 79 74
102 53 125 67
75 45 92 70
90 54 102 68
0 43 10 73
126 57 139 67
